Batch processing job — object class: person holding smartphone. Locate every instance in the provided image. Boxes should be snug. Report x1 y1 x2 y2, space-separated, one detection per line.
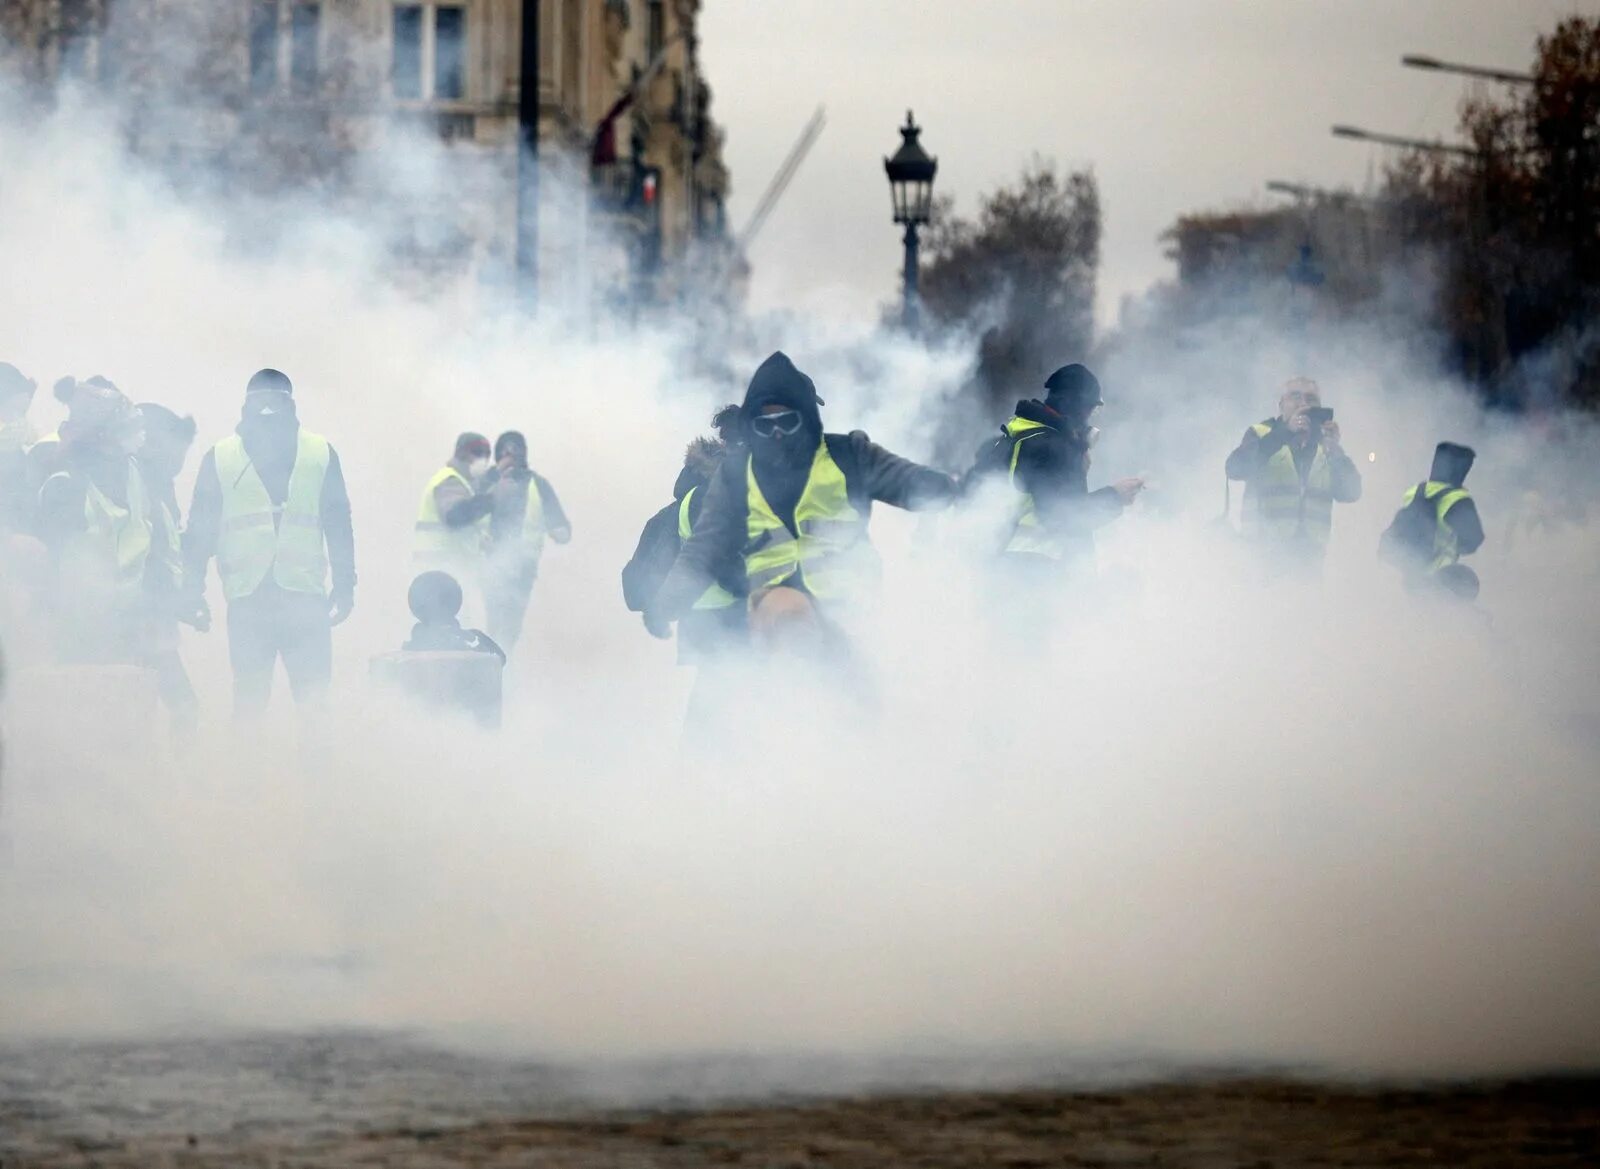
1224 377 1362 573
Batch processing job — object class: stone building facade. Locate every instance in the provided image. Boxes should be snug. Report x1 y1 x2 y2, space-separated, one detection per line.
0 0 731 308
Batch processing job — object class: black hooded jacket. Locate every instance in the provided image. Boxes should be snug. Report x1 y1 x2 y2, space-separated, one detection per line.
973 397 1125 541
647 352 956 620
184 398 356 600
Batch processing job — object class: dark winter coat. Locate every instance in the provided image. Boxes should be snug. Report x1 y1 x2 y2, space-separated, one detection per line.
648 353 956 620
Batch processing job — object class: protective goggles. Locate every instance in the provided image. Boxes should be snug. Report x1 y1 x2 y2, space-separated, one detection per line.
750 409 804 438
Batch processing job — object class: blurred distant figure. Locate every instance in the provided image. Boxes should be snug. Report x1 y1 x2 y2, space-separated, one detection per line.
184 368 356 717
481 430 570 655
1380 441 1484 601
967 363 1143 581
623 404 746 659
0 362 38 533
645 352 957 656
413 431 494 583
135 402 203 732
34 383 192 729
1225 377 1362 573
27 376 111 501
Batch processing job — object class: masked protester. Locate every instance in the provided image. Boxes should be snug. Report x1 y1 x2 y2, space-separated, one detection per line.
644 351 958 655
0 362 38 533
35 384 185 707
971 363 1143 581
479 430 571 655
413 432 495 587
1225 376 1362 574
183 368 356 717
1380 441 1485 601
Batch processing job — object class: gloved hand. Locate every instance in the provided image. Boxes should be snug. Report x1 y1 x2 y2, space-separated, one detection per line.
177 594 211 633
329 588 354 627
642 610 673 640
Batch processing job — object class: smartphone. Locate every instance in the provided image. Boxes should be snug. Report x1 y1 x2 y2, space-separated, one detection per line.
1306 406 1334 427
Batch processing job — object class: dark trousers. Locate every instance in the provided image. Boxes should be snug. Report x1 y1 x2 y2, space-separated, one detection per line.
226 583 332 716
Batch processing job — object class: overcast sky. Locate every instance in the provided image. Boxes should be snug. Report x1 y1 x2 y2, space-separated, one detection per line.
698 0 1589 328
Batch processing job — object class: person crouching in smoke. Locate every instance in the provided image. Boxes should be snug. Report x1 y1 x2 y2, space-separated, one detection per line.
1379 441 1484 602
644 351 958 660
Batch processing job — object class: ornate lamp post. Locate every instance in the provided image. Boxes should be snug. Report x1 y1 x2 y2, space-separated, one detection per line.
884 110 937 332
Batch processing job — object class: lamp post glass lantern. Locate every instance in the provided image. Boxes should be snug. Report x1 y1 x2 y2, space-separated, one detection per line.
884 110 937 330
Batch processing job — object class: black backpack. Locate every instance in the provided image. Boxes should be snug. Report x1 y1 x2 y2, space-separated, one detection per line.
1382 482 1438 565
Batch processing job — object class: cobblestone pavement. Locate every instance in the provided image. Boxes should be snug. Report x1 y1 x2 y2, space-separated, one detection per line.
3 1035 1596 1167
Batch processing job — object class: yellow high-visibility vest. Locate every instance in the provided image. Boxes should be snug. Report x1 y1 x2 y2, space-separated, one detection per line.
678 485 738 610
1002 415 1063 559
1399 480 1474 573
414 466 489 567
214 431 330 601
1241 421 1335 544
743 441 877 601
47 460 153 605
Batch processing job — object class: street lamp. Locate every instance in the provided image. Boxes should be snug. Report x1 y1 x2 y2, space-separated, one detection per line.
1401 54 1534 86
884 110 937 331
1331 124 1478 158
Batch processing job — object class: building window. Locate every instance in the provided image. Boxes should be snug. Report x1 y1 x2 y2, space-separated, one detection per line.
392 4 467 102
249 2 322 97
393 5 424 98
434 6 465 100
290 4 321 95
59 0 104 81
646 0 663 60
248 2 278 94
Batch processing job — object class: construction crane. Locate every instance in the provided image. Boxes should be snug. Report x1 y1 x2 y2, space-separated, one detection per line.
736 106 826 252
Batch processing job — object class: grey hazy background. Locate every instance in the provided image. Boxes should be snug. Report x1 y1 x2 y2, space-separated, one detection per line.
700 0 1589 327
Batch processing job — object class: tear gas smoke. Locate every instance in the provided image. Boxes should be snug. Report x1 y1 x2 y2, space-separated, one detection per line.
1 73 1598 1089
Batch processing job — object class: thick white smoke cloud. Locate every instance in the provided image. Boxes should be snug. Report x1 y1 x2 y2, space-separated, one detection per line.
1 70 1598 1086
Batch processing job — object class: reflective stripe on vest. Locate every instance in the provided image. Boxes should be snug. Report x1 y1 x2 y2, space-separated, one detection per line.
743 442 877 601
678 486 738 611
414 465 488 565
1400 480 1472 573
61 462 153 603
518 477 546 562
1001 416 1063 559
1241 422 1334 544
214 431 330 601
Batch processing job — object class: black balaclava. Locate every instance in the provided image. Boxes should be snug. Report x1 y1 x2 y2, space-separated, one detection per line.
495 431 528 470
1042 363 1103 422
743 352 823 467
1430 442 1476 487
741 352 825 527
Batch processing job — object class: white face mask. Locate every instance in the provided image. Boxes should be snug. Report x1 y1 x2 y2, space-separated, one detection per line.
468 457 491 478
1085 425 1101 449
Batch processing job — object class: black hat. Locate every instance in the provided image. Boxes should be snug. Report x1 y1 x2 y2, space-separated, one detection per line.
135 402 197 442
455 431 491 460
247 368 293 396
1430 442 1476 487
0 362 34 400
1043 364 1102 415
